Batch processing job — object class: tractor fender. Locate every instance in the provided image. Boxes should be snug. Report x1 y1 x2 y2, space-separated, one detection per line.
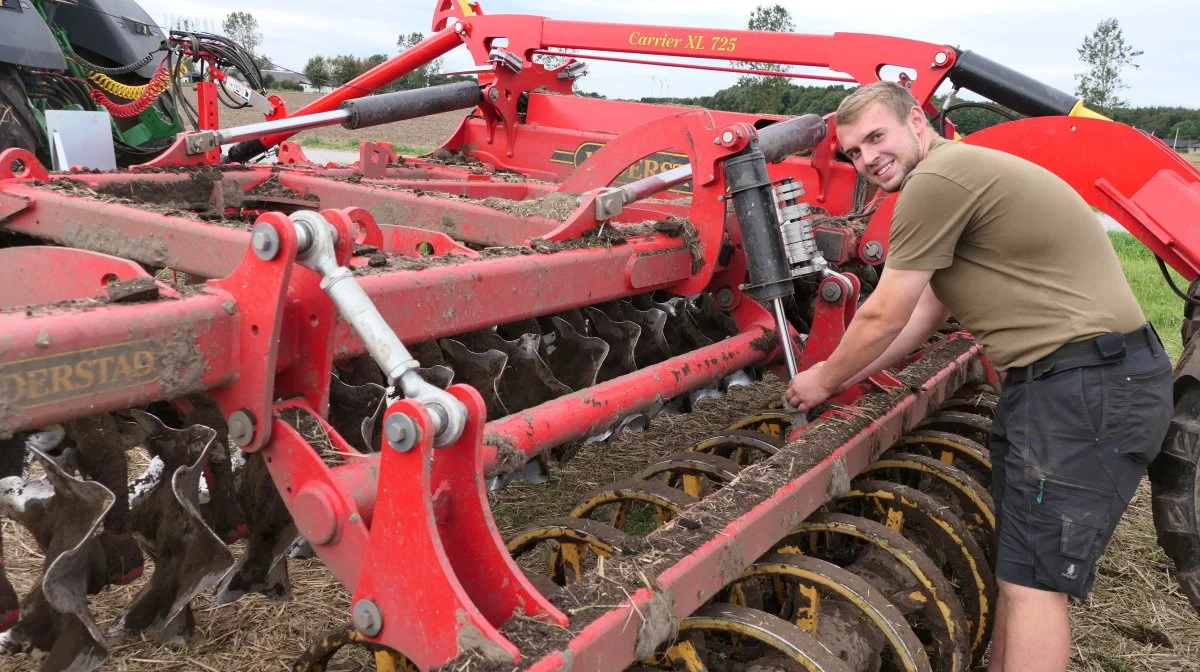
0 1 68 70
52 0 166 80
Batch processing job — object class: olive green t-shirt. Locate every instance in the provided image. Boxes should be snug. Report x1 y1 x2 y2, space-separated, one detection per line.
885 136 1145 371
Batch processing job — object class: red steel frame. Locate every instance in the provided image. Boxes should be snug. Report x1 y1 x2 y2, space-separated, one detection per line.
2 1 1200 669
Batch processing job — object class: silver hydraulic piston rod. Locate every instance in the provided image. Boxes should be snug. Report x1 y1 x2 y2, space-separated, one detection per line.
593 114 827 220
193 80 482 158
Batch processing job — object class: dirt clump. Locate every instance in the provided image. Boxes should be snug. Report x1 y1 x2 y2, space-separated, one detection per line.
477 191 582 222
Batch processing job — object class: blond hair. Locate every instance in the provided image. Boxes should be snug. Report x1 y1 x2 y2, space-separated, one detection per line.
836 81 920 126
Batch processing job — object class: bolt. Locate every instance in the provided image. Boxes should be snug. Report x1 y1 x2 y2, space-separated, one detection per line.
863 240 884 261
228 410 256 447
250 223 280 261
820 282 843 303
488 88 500 101
352 599 383 637
453 21 465 34
385 414 418 452
934 51 949 66
715 287 736 310
721 130 735 144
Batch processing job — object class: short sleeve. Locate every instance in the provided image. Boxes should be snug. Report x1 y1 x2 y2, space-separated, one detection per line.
884 173 979 271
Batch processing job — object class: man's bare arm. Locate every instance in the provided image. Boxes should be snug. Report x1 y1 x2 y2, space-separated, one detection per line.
841 283 948 388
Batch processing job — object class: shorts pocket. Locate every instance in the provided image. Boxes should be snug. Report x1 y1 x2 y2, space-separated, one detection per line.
1104 363 1173 464
1027 470 1112 596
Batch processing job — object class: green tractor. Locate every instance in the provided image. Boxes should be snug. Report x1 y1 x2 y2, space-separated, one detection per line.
0 0 188 167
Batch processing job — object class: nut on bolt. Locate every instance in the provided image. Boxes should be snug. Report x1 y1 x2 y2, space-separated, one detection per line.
385 413 419 452
352 599 383 637
863 240 884 262
250 223 281 261
715 287 736 310
228 409 256 446
820 281 843 303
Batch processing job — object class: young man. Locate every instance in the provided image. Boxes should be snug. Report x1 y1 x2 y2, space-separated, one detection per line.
783 81 1174 671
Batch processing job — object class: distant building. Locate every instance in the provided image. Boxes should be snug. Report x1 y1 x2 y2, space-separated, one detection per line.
261 69 331 94
1174 139 1200 155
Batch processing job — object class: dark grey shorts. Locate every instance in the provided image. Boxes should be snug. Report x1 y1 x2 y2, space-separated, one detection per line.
989 325 1173 598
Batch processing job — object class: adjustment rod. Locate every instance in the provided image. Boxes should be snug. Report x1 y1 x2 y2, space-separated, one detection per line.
267 211 468 447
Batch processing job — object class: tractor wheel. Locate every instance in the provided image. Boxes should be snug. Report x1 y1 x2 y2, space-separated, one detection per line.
0 65 39 156
1150 379 1200 614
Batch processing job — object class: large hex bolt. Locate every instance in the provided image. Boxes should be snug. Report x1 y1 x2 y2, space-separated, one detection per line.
228 410 256 447
820 281 844 303
352 599 383 637
385 414 419 452
250 223 281 261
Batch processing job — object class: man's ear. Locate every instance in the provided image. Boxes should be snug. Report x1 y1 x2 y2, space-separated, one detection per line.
908 105 926 132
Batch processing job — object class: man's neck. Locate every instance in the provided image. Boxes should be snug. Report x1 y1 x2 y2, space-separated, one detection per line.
916 128 940 162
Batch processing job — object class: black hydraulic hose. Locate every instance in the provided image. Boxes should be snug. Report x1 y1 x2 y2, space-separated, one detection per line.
1157 257 1200 308
62 41 158 77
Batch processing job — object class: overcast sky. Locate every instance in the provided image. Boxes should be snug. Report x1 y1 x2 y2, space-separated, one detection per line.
134 0 1199 107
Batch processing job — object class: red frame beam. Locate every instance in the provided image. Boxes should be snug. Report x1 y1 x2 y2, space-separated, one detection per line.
0 291 238 436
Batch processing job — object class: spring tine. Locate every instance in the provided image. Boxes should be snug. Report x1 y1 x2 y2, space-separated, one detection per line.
0 447 115 671
213 452 298 604
493 333 573 413
112 411 234 645
328 376 388 453
582 306 640 382
64 415 144 593
619 302 672 366
440 339 510 419
543 316 609 390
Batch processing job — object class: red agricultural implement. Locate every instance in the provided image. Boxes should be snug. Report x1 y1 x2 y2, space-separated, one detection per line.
1 1 1199 670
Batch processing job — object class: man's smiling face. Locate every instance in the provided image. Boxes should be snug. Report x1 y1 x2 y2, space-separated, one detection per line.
836 100 924 193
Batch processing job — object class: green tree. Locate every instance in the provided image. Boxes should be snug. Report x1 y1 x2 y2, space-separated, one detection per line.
303 55 331 88
1074 18 1143 110
730 5 794 76
397 32 443 90
1172 119 1200 143
330 55 365 85
726 5 795 113
221 11 262 55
